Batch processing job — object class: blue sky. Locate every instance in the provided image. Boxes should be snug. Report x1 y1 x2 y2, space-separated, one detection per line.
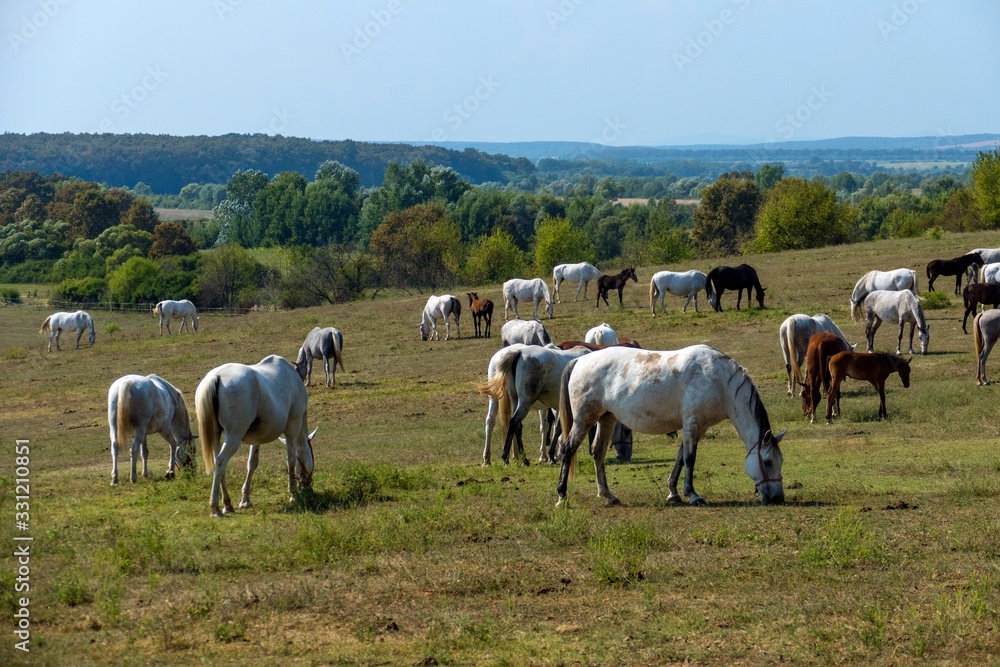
2 0 997 145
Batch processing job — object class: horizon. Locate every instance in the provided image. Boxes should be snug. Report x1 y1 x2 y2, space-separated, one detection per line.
4 1 998 146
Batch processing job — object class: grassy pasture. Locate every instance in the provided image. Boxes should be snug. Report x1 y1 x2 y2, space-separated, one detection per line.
3 232 1000 665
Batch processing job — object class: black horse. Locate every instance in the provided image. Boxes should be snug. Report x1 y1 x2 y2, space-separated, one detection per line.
927 252 983 295
962 282 1000 334
596 267 638 308
706 264 765 312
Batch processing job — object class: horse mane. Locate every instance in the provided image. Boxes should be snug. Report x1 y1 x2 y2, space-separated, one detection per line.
721 351 772 437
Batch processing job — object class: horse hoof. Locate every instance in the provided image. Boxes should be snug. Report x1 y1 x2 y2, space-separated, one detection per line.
164 471 175 480
666 494 683 504
111 480 118 486
690 497 707 506
210 509 224 518
555 497 568 509
522 459 531 467
239 501 252 509
605 496 622 507
223 504 236 514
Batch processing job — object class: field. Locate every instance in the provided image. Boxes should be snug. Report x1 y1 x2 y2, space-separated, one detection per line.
3 233 1000 666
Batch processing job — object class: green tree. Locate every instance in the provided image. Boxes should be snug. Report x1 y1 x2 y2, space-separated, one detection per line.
369 202 464 290
14 194 45 222
108 256 161 304
121 199 160 232
463 229 527 285
754 164 784 191
150 222 197 259
197 244 261 308
67 190 119 239
691 174 761 257
746 177 852 252
253 171 308 246
971 150 1000 228
214 169 268 246
315 160 361 193
533 217 595 275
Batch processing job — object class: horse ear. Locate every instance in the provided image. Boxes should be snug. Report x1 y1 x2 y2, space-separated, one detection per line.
773 429 787 443
278 436 287 445
308 427 318 442
190 434 199 440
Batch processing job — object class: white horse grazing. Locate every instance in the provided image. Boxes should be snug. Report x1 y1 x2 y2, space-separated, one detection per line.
556 345 785 507
973 309 1000 385
503 278 553 320
195 355 317 517
850 269 919 321
295 327 345 387
584 323 618 346
553 262 602 303
478 344 591 466
40 310 95 352
500 319 552 347
649 270 707 316
978 262 1000 284
419 295 462 341
108 374 196 485
862 290 929 355
779 313 851 396
153 299 199 335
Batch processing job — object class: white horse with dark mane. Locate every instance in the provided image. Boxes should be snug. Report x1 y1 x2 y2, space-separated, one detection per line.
584 323 618 346
40 310 95 351
779 313 851 396
861 290 929 355
850 269 918 321
649 269 707 316
553 262 602 303
500 319 551 347
195 355 317 517
108 374 196 485
556 345 785 507
503 278 553 320
478 344 591 466
419 295 462 340
153 299 199 334
295 327 345 387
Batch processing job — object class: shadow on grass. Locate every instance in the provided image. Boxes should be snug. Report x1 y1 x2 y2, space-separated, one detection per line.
284 486 392 514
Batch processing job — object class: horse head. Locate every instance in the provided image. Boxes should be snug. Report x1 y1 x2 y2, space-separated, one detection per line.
176 432 198 469
797 382 815 420
293 352 309 382
756 286 767 308
279 427 317 488
627 267 638 283
898 357 912 387
545 298 554 318
745 429 786 505
419 321 429 341
193 316 200 332
917 324 930 355
466 292 476 306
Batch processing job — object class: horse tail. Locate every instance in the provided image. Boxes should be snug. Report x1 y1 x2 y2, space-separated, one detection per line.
980 265 987 283
705 271 716 301
39 316 51 333
196 375 222 474
964 285 971 310
851 297 864 322
910 270 919 296
116 379 135 448
649 277 658 315
785 322 801 386
559 357 580 481
476 349 520 442
540 325 552 346
332 330 345 371
974 311 985 361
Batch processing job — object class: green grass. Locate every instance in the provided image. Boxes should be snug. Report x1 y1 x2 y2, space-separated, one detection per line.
4 231 1000 664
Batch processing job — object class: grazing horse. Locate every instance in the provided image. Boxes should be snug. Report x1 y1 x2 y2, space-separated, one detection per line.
649 269 707 316
500 319 551 347
295 327 345 387
503 278 553 320
850 268 918 321
40 310 95 352
556 339 642 351
419 294 462 341
962 282 1000 334
596 267 638 308
107 374 196 485
478 344 591 466
927 252 983 294
556 345 785 507
584 323 618 346
861 290 929 355
706 264 765 312
466 292 494 338
799 332 852 423
553 262 602 303
973 310 1000 385
195 355 318 517
826 351 911 423
153 299 199 335
978 262 1000 284
779 313 851 396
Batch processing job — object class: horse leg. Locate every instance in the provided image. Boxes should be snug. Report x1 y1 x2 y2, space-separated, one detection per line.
897 320 906 355
825 372 843 424
617 287 624 305
159 316 163 335
166 317 173 335
128 428 145 483
592 414 621 506
511 297 520 320
964 303 975 334
211 433 241 516
874 381 887 420
539 408 551 463
555 423 589 509
110 426 120 486
140 436 150 479
575 280 585 302
501 401 533 466
678 420 707 505
866 317 881 353
736 288 743 310
484 311 491 338
239 445 260 509
683 292 694 314
165 438 177 479
483 397 498 466
75 328 83 349
955 273 962 295
981 337 998 385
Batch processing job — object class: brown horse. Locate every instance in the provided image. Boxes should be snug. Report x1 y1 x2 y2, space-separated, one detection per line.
927 251 983 294
596 267 638 308
466 292 494 338
800 332 852 423
962 282 1000 334
826 351 911 423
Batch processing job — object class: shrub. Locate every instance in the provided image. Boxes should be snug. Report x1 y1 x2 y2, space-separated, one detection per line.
0 287 21 304
463 229 527 285
54 277 107 302
922 291 950 310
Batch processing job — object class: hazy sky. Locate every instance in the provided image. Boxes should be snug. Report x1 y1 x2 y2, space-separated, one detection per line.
3 0 997 145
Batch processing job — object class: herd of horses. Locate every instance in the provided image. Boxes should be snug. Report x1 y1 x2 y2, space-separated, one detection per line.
37 246 1000 512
